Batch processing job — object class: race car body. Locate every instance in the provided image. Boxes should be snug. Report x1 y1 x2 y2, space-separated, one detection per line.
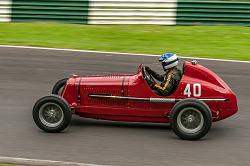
33 61 238 140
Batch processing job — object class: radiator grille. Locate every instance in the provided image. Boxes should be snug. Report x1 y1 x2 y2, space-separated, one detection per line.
84 88 127 106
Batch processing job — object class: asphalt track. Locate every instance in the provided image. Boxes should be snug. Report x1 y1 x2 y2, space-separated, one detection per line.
0 46 249 166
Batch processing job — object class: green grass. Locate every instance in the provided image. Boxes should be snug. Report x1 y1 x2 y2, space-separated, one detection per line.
0 23 249 61
0 164 17 166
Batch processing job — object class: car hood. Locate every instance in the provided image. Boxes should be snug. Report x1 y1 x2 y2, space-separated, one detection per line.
80 74 132 86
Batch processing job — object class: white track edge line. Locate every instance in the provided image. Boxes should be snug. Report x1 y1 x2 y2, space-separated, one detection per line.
0 156 110 166
0 45 249 63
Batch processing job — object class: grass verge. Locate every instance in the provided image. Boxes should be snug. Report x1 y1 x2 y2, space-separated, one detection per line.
0 23 249 61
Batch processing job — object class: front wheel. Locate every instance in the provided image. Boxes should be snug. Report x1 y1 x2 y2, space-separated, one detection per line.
52 78 68 95
170 99 212 140
32 95 72 133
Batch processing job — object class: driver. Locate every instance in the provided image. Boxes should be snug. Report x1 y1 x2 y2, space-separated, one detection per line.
145 53 182 96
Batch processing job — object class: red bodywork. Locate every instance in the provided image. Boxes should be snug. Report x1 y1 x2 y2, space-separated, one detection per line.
62 61 238 123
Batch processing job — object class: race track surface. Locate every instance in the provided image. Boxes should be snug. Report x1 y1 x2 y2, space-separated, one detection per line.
0 46 249 166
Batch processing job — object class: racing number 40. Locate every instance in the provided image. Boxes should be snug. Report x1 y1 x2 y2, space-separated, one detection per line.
184 83 201 97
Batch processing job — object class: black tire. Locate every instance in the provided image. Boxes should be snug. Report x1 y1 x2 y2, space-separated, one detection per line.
52 78 68 95
32 95 72 133
170 99 212 140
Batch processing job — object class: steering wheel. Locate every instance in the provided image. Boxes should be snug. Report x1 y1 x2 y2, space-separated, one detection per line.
142 66 156 87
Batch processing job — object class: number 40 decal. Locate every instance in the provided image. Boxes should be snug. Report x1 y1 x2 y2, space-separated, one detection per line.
184 83 201 97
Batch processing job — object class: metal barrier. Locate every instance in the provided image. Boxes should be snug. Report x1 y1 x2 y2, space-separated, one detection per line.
1 0 250 25
0 0 11 22
88 0 177 25
11 0 89 24
177 0 250 26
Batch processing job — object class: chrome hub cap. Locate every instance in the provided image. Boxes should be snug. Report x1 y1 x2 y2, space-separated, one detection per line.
177 107 204 134
187 115 195 123
39 102 64 128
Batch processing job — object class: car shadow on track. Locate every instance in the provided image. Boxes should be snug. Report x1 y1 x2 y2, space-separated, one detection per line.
70 115 172 130
69 116 234 141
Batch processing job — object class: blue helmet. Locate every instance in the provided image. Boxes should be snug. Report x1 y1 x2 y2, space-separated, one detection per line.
159 53 178 71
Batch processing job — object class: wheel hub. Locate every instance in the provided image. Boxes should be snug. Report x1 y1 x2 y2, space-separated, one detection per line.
187 115 195 123
48 110 56 118
38 102 64 128
177 107 204 134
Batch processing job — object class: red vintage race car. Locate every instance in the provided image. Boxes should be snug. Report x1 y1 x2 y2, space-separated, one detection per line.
33 60 238 140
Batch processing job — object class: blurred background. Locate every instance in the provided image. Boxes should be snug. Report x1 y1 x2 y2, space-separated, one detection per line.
0 0 250 60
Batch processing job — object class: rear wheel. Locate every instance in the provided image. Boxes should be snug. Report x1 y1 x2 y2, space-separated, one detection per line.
52 78 68 95
32 95 72 133
170 99 212 140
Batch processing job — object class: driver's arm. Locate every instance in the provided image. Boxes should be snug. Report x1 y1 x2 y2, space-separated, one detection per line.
145 66 164 82
153 74 172 94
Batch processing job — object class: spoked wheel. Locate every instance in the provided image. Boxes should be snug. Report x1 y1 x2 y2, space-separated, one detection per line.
38 102 64 128
33 95 72 133
177 107 204 134
170 99 212 140
52 78 68 95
